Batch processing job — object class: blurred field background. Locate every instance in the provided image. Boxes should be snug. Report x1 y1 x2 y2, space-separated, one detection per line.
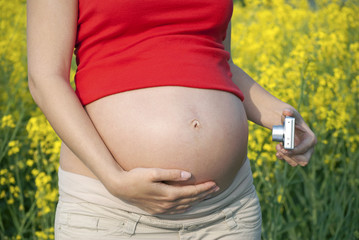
1 0 358 239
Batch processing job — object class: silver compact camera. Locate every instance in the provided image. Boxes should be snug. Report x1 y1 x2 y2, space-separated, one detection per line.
272 116 295 149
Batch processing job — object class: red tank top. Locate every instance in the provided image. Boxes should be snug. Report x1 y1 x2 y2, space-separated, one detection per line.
74 0 244 105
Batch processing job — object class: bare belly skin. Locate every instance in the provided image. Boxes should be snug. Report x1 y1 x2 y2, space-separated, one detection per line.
60 86 248 191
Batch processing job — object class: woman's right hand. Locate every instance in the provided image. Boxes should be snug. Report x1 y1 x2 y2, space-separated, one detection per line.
105 167 219 215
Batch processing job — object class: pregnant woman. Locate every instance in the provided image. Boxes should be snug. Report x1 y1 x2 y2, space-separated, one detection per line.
27 0 316 239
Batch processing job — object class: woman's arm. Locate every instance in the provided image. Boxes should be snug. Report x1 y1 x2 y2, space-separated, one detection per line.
27 0 121 186
27 0 218 214
224 21 317 166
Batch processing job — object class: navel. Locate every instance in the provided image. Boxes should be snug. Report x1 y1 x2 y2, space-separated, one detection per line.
191 119 201 129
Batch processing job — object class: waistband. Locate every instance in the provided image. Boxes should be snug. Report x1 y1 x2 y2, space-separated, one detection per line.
58 158 254 220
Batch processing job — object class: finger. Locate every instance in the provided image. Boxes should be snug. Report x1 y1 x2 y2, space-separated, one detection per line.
166 209 189 215
163 203 192 213
276 145 297 166
153 179 217 202
282 108 305 120
166 181 219 201
281 108 295 119
277 144 313 167
166 205 192 215
279 152 298 167
291 148 314 166
281 108 303 125
149 168 193 182
276 143 287 156
293 156 309 166
275 143 284 159
279 133 316 157
170 184 220 206
149 189 211 215
291 136 316 156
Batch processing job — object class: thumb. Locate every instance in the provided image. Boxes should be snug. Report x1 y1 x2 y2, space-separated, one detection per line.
149 168 192 182
281 108 294 122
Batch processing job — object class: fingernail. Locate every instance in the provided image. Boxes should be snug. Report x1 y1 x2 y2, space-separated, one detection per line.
181 171 191 179
214 186 220 192
284 108 293 113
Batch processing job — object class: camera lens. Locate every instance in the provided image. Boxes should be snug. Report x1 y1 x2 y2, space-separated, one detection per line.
272 125 284 142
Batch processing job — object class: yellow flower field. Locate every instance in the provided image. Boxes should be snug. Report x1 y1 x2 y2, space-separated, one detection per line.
1 0 358 239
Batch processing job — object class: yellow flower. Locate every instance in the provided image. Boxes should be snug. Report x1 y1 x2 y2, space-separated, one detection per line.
257 158 263 166
34 172 58 216
26 159 34 167
9 176 15 184
7 198 14 205
0 190 6 198
31 169 39 176
8 140 20 156
35 231 48 240
0 177 6 185
9 185 20 198
1 114 16 128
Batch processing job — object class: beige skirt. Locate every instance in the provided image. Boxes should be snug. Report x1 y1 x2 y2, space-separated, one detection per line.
54 158 262 239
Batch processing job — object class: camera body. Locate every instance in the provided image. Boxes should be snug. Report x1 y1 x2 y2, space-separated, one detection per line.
272 116 295 149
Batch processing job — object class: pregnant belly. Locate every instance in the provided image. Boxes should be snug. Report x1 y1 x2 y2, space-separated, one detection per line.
81 86 249 190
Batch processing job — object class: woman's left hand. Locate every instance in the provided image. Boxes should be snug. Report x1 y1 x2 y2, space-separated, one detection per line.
275 109 317 166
